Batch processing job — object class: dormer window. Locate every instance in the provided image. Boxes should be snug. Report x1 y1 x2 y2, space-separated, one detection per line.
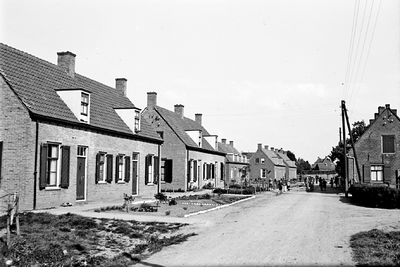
134 110 141 132
80 93 89 122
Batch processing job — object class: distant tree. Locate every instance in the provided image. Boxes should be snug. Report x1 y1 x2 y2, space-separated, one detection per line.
329 120 368 176
286 150 297 162
296 158 311 173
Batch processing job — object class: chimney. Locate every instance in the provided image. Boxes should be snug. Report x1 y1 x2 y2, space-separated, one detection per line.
174 104 184 119
257 143 262 150
57 51 76 78
378 106 385 114
264 145 269 150
116 78 127 96
369 119 375 125
385 104 390 109
374 113 379 120
222 139 226 144
147 92 157 110
271 147 274 151
229 141 234 147
195 113 202 125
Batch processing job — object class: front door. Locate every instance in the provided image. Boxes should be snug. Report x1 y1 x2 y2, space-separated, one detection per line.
76 157 85 200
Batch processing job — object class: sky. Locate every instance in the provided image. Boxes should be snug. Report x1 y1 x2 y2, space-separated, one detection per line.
1 0 399 163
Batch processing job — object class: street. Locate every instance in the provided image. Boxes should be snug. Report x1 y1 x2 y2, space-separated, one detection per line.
137 186 400 266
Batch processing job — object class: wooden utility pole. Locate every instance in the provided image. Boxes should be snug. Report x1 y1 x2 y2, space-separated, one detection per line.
341 101 348 197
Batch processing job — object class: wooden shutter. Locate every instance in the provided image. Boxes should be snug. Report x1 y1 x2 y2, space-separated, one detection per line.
106 155 113 183
363 164 371 183
115 156 120 183
193 161 197 182
383 165 391 183
165 159 173 183
39 143 48 189
0 141 2 178
124 156 131 183
154 156 159 184
95 153 100 184
60 146 70 188
144 155 149 185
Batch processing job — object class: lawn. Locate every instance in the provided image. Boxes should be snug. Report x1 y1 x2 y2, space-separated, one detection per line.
350 229 400 266
0 212 196 266
95 193 251 217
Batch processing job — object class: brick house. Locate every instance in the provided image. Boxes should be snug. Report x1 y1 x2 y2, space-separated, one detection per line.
275 149 297 180
218 139 249 186
0 44 163 211
348 104 400 188
142 92 226 191
249 144 287 182
312 157 335 171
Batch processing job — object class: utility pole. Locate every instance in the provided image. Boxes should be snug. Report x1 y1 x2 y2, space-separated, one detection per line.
341 101 348 197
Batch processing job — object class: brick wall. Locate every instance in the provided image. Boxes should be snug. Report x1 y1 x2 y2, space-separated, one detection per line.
349 108 400 186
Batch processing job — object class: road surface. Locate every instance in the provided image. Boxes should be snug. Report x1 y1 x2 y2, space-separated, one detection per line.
137 186 400 267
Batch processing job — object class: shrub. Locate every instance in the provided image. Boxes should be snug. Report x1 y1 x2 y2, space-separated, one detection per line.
168 199 177 206
154 192 168 202
203 182 214 189
349 184 400 209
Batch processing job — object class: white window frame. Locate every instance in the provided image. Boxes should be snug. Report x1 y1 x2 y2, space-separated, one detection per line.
134 110 141 132
371 165 383 181
46 143 61 188
261 158 265 164
117 155 125 183
98 152 107 183
260 169 267 178
80 92 90 123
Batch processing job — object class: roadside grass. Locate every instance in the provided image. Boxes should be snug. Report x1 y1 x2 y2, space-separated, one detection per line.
350 229 400 266
0 212 196 266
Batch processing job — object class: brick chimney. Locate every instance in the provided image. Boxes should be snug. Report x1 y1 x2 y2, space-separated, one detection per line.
271 147 274 151
195 113 202 125
174 104 184 119
57 51 76 78
147 92 157 110
229 141 234 147
221 139 226 144
378 106 385 115
116 78 127 96
264 145 269 150
257 143 262 150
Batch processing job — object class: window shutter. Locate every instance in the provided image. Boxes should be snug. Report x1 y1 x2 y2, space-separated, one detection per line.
145 155 149 185
363 164 371 183
39 144 48 189
60 146 70 188
106 155 113 183
165 159 173 183
383 165 391 183
125 156 131 183
193 161 197 182
95 153 100 184
115 156 119 183
154 156 159 184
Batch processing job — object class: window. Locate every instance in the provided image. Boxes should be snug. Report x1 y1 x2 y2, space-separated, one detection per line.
97 153 107 182
116 155 125 182
382 135 395 154
77 146 87 157
261 169 267 178
255 158 260 165
134 110 141 132
145 154 159 185
371 165 383 181
40 143 70 189
80 93 89 122
261 158 265 164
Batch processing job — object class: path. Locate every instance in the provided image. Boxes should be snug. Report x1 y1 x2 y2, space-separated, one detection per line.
136 187 400 266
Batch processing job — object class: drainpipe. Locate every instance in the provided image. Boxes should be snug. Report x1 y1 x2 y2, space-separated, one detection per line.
33 120 39 210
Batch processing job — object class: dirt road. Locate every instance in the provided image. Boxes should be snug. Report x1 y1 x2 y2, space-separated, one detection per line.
137 187 400 266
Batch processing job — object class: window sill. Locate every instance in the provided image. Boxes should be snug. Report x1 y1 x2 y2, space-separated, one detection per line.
97 181 107 184
45 187 61 191
146 183 155 186
117 181 126 184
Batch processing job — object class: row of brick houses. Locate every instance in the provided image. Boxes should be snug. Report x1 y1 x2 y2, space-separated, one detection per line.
0 44 254 211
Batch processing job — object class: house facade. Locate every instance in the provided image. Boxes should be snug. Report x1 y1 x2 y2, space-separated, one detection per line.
348 104 400 188
249 144 286 182
218 139 249 186
0 44 163 211
275 149 297 180
142 92 226 191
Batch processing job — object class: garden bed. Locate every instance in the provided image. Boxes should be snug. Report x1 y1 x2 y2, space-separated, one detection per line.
94 194 251 217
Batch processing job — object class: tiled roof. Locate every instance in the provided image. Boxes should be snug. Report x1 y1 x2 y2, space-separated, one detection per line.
218 142 240 154
261 149 286 166
0 43 161 142
276 152 296 168
154 106 223 154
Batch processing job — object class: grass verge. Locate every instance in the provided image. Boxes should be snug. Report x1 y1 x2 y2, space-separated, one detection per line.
0 212 196 266
350 229 400 266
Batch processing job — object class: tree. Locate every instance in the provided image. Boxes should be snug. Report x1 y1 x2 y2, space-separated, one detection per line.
286 150 297 162
329 120 368 177
296 158 311 173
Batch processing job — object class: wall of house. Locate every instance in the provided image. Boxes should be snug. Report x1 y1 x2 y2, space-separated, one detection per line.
249 151 274 181
35 121 159 210
142 109 188 191
226 162 248 185
0 77 37 211
349 108 400 186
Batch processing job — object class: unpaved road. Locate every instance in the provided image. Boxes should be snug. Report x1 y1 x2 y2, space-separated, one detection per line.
137 187 400 267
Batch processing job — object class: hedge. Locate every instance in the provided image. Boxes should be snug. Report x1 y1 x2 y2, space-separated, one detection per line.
213 187 256 195
349 184 400 209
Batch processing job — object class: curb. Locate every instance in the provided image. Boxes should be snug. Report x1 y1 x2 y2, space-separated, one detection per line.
183 195 256 218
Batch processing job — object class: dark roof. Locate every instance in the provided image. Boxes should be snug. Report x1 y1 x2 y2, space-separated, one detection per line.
154 106 224 155
218 142 240 154
0 43 162 142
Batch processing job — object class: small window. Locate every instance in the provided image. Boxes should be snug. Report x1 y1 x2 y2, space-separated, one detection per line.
382 135 395 154
77 146 87 157
371 165 383 181
134 110 140 132
261 158 265 164
81 93 89 115
255 158 260 165
260 169 267 178
116 155 125 182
